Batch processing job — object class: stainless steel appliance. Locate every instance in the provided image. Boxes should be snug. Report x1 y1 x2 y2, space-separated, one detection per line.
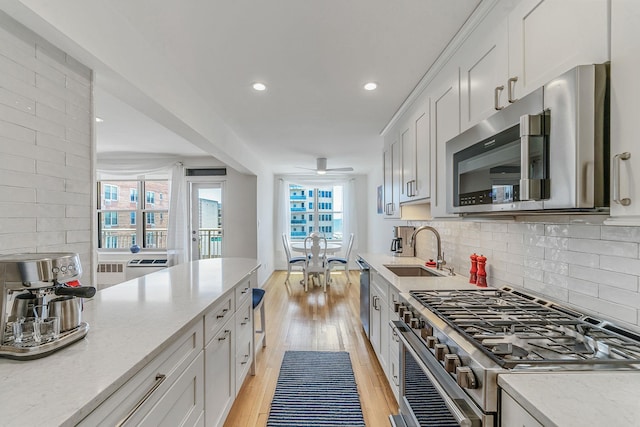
356 257 370 338
390 287 640 426
446 64 609 214
391 226 415 257
0 253 95 359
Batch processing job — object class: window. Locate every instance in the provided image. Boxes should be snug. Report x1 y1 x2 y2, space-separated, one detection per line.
288 183 343 240
104 184 118 202
97 180 170 250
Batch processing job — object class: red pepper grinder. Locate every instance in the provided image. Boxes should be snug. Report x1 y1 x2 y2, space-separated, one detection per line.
476 254 487 287
469 253 478 284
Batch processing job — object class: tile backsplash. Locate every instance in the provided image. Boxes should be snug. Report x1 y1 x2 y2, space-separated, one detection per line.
411 217 640 331
0 13 93 268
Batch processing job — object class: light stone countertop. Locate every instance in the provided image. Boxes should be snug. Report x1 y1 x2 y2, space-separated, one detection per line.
357 252 481 294
358 252 640 427
0 257 260 427
498 372 640 427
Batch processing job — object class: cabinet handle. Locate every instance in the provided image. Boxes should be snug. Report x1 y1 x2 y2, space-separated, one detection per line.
116 373 167 427
507 76 518 103
241 316 250 326
373 296 380 311
216 308 229 319
613 152 632 206
494 85 504 110
218 329 231 341
241 287 250 295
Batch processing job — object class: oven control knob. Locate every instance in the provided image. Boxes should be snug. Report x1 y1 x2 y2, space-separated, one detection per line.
435 343 449 361
426 336 438 349
398 305 407 317
420 323 433 339
393 302 401 312
456 366 477 389
403 311 412 323
410 318 420 329
444 354 461 373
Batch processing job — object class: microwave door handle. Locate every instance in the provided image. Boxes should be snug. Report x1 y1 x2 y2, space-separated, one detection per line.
613 152 631 206
519 114 544 201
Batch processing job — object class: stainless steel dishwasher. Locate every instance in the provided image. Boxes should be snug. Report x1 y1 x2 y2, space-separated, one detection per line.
356 257 370 338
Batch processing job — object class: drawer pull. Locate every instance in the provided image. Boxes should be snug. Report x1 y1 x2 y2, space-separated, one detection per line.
218 329 231 341
241 316 250 326
241 287 250 295
241 354 250 365
216 308 229 319
117 373 166 427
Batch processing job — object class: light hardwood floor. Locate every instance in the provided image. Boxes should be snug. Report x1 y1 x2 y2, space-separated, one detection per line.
224 270 399 427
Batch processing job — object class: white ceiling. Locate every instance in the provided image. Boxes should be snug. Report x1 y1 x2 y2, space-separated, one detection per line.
23 0 483 175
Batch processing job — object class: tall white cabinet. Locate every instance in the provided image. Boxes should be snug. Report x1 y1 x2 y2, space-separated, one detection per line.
608 0 640 224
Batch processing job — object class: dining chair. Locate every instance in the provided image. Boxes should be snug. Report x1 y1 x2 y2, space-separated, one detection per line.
303 234 328 292
326 233 355 285
282 234 306 285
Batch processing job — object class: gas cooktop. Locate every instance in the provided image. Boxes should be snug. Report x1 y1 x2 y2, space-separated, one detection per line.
409 287 640 368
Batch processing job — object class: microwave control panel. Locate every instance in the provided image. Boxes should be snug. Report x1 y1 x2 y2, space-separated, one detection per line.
458 185 520 206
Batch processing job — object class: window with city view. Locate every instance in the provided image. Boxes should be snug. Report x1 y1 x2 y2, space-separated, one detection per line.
97 180 170 250
289 183 343 241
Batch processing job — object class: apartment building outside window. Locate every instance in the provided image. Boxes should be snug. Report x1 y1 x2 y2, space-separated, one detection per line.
97 180 170 250
289 183 343 240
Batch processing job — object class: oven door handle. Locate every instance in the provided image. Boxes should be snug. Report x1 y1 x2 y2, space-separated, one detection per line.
392 321 482 427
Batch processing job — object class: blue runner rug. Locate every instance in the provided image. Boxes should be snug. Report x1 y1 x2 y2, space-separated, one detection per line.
267 351 366 427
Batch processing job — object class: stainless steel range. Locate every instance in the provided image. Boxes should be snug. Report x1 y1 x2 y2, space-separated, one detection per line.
390 287 640 427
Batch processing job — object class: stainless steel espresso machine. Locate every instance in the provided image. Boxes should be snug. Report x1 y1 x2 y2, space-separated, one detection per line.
0 253 96 360
390 226 415 257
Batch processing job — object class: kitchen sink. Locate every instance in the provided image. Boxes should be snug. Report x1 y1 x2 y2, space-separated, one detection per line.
383 265 442 277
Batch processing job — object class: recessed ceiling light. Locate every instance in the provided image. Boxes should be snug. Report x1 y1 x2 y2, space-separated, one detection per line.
95 117 104 123
252 82 267 91
364 82 377 91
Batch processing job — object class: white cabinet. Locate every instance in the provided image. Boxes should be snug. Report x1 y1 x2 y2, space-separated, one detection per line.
400 104 431 203
459 3 511 130
383 140 401 218
369 270 389 373
429 61 461 218
607 0 640 224
507 0 609 101
205 318 235 427
138 352 205 427
501 392 544 427
79 321 204 427
234 296 253 391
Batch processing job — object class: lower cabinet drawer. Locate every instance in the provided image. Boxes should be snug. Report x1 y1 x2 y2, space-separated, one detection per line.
138 351 204 427
79 320 203 426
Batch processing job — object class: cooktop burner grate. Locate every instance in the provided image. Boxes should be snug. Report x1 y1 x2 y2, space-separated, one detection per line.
409 287 640 368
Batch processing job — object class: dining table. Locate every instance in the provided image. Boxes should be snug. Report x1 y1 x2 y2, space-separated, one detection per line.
290 242 342 254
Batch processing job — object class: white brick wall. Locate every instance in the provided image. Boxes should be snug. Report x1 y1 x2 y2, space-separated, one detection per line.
0 14 93 272
413 218 640 331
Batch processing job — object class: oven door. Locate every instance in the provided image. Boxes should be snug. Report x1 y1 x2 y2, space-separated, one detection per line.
390 321 490 427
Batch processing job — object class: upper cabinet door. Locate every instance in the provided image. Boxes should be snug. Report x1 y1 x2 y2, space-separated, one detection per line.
459 6 510 131
383 139 401 218
429 63 460 218
399 102 430 203
607 0 640 224
400 122 415 203
508 0 610 100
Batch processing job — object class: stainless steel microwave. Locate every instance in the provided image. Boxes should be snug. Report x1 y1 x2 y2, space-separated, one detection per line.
446 64 609 214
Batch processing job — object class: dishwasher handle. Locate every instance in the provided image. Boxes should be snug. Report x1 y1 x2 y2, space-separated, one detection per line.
356 258 370 271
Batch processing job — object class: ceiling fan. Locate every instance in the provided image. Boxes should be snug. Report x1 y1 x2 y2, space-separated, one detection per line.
297 157 354 175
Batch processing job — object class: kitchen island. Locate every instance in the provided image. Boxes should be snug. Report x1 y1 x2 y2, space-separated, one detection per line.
0 257 260 427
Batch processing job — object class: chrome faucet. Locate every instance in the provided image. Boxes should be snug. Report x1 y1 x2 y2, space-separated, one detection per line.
409 226 446 270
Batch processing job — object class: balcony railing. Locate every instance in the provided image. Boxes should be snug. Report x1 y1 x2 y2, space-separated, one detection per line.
198 228 222 259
